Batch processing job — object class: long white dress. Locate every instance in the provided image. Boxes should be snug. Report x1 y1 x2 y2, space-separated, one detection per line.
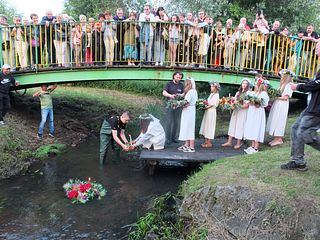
199 93 220 139
179 89 198 141
134 115 165 150
266 84 293 137
244 91 270 143
228 92 249 140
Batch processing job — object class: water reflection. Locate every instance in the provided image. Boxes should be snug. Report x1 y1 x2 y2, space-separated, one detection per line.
0 138 189 239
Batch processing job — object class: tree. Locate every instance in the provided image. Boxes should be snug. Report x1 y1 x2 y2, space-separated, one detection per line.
0 0 19 24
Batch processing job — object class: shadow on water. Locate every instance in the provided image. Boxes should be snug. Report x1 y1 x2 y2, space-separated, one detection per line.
0 138 191 239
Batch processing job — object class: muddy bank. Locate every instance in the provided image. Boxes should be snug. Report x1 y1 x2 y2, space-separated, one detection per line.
0 87 161 179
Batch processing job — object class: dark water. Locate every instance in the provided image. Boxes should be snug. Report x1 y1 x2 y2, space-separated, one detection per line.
0 139 189 239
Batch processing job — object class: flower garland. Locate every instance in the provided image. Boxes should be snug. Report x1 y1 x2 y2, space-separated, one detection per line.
219 96 242 111
196 98 209 110
245 93 265 106
166 96 188 109
267 86 282 100
63 178 106 204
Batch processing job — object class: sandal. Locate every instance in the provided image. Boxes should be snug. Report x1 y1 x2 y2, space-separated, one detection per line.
221 142 232 147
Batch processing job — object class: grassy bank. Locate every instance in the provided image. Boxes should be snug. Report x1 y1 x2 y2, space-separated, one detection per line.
128 111 320 239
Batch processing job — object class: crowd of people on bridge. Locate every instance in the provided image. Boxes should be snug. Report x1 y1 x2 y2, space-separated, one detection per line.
0 6 320 78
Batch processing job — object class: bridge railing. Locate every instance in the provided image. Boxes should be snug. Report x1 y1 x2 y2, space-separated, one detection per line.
0 20 319 79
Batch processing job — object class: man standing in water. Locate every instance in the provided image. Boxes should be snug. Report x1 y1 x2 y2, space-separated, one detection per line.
162 71 184 145
100 111 131 165
0 64 19 126
281 70 320 171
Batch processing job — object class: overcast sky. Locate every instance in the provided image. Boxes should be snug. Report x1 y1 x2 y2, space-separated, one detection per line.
7 0 64 18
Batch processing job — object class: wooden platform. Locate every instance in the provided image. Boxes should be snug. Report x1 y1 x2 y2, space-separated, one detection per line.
140 138 244 171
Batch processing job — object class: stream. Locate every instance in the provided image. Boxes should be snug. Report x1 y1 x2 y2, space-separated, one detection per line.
0 138 189 239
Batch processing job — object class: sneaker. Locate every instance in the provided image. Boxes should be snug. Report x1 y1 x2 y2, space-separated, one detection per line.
183 147 195 153
178 145 188 151
280 161 308 171
246 148 258 154
37 134 43 140
244 146 253 153
49 133 55 138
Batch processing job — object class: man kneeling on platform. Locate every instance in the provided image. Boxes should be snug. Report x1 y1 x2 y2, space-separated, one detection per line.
132 113 165 150
99 111 132 165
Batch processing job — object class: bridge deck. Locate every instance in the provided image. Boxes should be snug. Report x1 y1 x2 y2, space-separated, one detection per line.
140 138 244 168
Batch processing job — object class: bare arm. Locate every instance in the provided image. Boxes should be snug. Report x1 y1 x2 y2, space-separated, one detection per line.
112 130 129 150
48 83 57 92
162 90 175 99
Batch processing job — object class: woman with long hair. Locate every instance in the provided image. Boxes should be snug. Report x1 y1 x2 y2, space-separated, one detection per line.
243 79 270 154
133 114 165 150
266 70 294 146
199 82 220 147
178 77 198 152
222 78 251 149
169 15 180 66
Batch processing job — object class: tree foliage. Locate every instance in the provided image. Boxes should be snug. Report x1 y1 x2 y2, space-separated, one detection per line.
0 0 19 24
63 0 320 31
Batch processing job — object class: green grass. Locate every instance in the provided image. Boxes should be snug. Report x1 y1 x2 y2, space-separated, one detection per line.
180 112 320 204
34 144 66 159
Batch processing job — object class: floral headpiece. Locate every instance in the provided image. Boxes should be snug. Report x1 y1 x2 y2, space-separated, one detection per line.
255 76 266 85
279 69 296 78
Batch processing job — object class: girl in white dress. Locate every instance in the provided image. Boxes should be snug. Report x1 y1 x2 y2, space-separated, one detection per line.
243 80 270 154
222 78 251 149
266 71 294 146
199 82 220 148
178 78 198 152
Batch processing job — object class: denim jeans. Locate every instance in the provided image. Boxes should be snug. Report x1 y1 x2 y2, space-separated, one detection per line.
291 110 320 165
38 108 54 136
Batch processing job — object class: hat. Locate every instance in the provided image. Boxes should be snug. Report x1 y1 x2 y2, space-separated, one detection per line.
139 113 152 120
2 64 11 69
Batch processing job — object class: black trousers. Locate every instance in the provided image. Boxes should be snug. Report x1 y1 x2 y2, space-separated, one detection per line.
164 107 182 143
0 93 11 121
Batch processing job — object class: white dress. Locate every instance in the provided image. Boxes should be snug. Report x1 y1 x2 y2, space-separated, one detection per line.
199 93 220 139
244 91 270 143
179 89 198 141
228 92 248 140
134 116 165 150
266 84 293 137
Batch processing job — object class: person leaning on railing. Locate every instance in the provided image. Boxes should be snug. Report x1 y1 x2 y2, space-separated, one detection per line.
53 14 68 67
11 16 29 70
0 14 15 69
138 4 155 64
29 13 45 69
154 7 168 66
41 10 56 66
102 11 117 66
123 11 138 66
